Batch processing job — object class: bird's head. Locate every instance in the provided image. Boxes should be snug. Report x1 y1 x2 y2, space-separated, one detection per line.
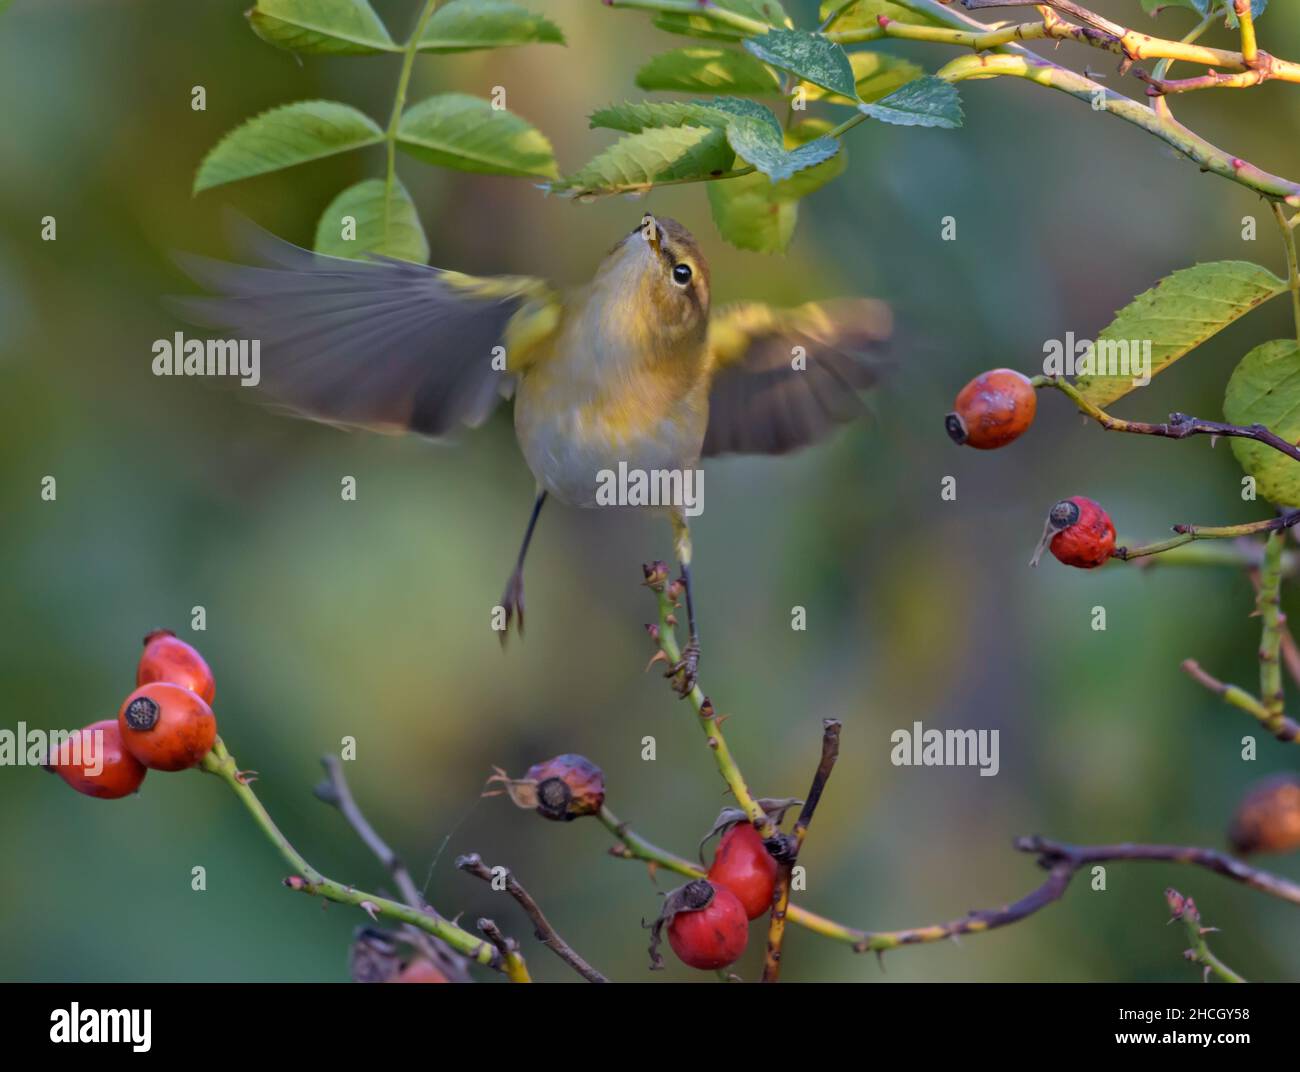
595 214 711 352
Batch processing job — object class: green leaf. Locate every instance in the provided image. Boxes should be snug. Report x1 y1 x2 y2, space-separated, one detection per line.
708 119 843 252
654 0 789 41
819 0 944 30
744 28 857 100
248 0 397 54
590 98 780 140
417 0 564 53
313 178 429 264
549 126 735 198
802 50 923 106
635 47 782 95
1074 261 1288 407
770 118 846 199
709 172 798 253
1224 340 1300 507
726 117 839 183
858 75 962 128
194 100 384 194
397 94 557 179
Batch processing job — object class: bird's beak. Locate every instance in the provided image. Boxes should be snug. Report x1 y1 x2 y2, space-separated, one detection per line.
639 214 660 254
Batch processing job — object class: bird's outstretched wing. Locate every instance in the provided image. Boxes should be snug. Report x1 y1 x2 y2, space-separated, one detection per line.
702 298 891 457
171 215 560 437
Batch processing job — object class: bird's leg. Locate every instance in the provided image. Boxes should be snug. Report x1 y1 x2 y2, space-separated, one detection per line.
665 509 700 696
499 491 547 646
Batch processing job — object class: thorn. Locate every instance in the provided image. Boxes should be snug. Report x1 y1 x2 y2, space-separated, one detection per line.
644 650 669 672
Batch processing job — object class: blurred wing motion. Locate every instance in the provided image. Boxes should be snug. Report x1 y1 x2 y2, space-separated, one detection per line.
172 216 560 437
702 298 892 456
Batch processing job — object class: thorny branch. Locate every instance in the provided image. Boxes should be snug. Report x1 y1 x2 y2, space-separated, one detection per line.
314 754 471 981
761 719 841 983
597 809 1300 960
456 853 609 983
1166 887 1246 983
1033 376 1300 469
200 738 510 973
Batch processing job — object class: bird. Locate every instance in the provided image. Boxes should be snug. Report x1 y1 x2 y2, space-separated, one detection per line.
174 213 890 694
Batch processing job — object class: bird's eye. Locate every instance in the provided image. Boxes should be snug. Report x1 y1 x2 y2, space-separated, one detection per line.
672 263 692 286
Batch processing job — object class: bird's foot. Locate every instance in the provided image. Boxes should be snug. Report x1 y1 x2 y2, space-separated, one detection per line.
665 637 700 698
498 568 525 646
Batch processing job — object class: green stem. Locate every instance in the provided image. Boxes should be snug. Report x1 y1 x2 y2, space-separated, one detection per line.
818 0 859 32
1181 659 1300 745
1149 12 1217 121
1258 530 1285 726
200 737 500 968
1107 539 1294 572
651 581 774 838
1114 519 1295 561
1271 202 1300 341
1236 0 1259 67
383 0 442 236
1172 892 1246 983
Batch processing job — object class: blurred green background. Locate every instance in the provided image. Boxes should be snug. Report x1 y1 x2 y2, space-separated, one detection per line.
3 0 1299 983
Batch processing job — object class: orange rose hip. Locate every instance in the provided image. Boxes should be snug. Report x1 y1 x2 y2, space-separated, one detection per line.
137 629 215 704
117 682 217 771
48 719 147 799
946 369 1037 449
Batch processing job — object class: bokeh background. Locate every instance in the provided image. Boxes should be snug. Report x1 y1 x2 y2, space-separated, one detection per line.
3 0 1300 983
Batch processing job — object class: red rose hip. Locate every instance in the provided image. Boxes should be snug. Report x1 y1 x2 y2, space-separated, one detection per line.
708 822 778 920
137 629 215 705
946 369 1037 449
47 719 147 799
1031 496 1115 569
117 682 217 771
649 879 749 971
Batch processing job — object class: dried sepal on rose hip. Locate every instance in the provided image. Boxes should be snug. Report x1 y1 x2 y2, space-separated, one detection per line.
946 369 1037 450
647 879 749 971
349 926 405 984
1030 496 1116 569
697 799 801 921
117 681 217 771
45 719 147 800
137 629 215 705
1228 774 1300 855
484 754 605 821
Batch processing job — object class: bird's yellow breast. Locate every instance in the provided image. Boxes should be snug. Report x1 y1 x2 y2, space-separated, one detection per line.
513 317 710 508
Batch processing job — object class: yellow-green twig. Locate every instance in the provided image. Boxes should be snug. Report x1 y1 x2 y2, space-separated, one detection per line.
201 737 504 970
